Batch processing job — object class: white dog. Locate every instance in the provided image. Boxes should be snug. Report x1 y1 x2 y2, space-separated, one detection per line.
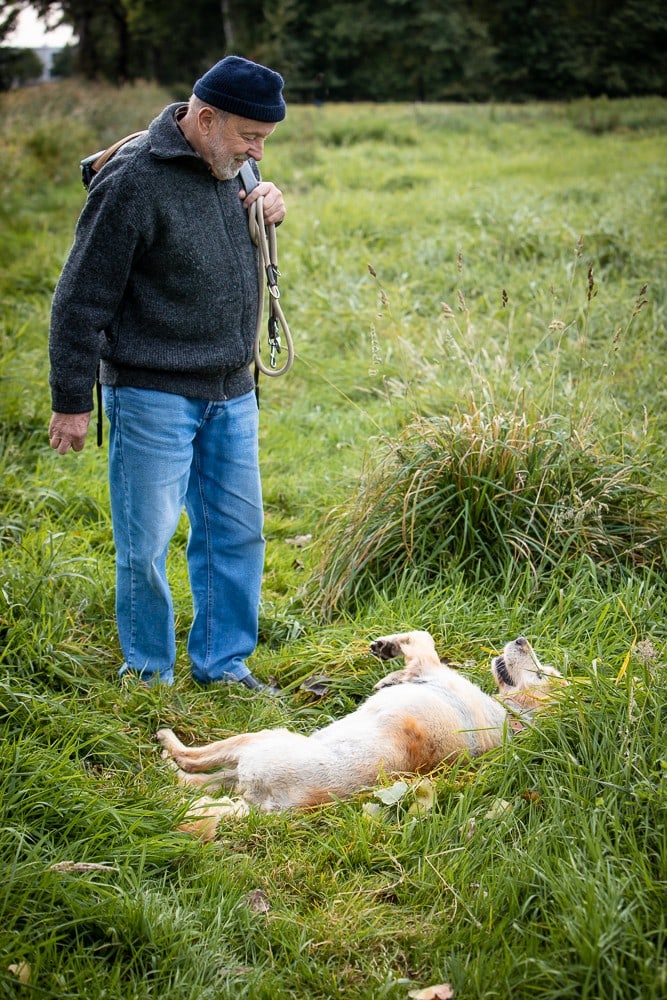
156 631 565 837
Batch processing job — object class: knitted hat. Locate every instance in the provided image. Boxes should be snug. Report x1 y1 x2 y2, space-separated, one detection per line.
194 56 286 122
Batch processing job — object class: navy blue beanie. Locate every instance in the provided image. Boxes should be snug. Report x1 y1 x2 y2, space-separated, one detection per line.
194 55 286 122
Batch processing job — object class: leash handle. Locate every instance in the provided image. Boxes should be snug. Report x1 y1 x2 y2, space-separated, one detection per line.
248 195 294 377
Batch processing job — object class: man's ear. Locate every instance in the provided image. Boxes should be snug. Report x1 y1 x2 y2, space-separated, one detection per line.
197 106 216 136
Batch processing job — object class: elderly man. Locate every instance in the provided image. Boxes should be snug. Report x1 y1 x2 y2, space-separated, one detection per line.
48 56 287 690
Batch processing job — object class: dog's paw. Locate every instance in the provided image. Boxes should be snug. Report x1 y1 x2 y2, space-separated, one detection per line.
155 728 181 759
370 638 402 661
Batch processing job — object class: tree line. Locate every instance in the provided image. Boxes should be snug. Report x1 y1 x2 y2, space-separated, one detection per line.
1 0 666 101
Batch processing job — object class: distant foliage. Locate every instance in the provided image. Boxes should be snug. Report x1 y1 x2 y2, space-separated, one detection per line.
312 403 667 617
1 0 665 99
0 45 42 89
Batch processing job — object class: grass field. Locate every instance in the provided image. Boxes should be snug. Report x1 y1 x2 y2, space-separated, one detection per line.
1 82 666 999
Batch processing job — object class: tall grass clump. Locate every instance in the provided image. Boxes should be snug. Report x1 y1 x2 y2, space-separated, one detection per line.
311 399 667 617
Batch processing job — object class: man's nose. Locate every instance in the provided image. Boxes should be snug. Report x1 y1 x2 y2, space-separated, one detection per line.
247 138 265 160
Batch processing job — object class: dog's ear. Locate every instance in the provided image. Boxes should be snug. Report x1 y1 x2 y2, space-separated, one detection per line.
492 637 566 695
491 653 514 690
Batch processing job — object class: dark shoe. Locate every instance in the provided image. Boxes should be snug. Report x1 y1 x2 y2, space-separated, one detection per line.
239 674 280 695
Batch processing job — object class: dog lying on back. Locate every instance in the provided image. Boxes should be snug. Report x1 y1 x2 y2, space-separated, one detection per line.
156 631 564 835
157 631 565 834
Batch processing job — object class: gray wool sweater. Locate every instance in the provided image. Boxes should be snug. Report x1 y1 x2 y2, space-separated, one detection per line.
49 103 261 413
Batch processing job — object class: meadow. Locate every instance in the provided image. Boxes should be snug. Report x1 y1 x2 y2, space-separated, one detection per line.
0 81 666 999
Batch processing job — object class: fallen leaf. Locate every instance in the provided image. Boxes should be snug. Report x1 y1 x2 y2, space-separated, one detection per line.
408 776 436 815
361 802 384 820
300 675 331 697
483 798 512 821
374 780 409 805
8 962 31 984
408 983 454 999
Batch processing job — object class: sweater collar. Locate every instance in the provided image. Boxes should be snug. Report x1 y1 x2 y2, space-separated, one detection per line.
148 103 203 164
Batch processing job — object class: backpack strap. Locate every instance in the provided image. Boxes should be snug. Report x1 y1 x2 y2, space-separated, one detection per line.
91 130 147 173
80 130 147 188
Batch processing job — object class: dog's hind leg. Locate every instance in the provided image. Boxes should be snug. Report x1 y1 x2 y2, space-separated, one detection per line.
162 753 233 791
156 727 275 774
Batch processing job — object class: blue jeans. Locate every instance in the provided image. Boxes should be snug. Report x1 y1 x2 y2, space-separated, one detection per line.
103 386 264 685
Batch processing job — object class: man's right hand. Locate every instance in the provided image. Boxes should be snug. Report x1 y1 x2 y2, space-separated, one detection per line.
48 411 92 454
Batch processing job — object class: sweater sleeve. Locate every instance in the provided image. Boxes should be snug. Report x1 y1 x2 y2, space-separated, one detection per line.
48 165 147 413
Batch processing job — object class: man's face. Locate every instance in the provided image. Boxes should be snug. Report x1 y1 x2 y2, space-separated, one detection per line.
206 113 277 181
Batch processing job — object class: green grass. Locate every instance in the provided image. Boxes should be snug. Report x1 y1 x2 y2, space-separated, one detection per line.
1 83 666 999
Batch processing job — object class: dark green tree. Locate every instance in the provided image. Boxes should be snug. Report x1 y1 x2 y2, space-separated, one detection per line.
51 42 75 77
294 0 494 102
0 43 42 88
599 0 667 95
0 0 132 80
2 0 665 97
481 0 667 99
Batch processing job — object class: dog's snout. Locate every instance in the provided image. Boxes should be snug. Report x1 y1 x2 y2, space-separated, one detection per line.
515 636 529 649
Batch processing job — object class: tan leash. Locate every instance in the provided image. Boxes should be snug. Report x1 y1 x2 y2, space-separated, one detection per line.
247 196 294 377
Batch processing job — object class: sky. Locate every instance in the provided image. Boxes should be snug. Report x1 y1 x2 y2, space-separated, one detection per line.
5 6 74 48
